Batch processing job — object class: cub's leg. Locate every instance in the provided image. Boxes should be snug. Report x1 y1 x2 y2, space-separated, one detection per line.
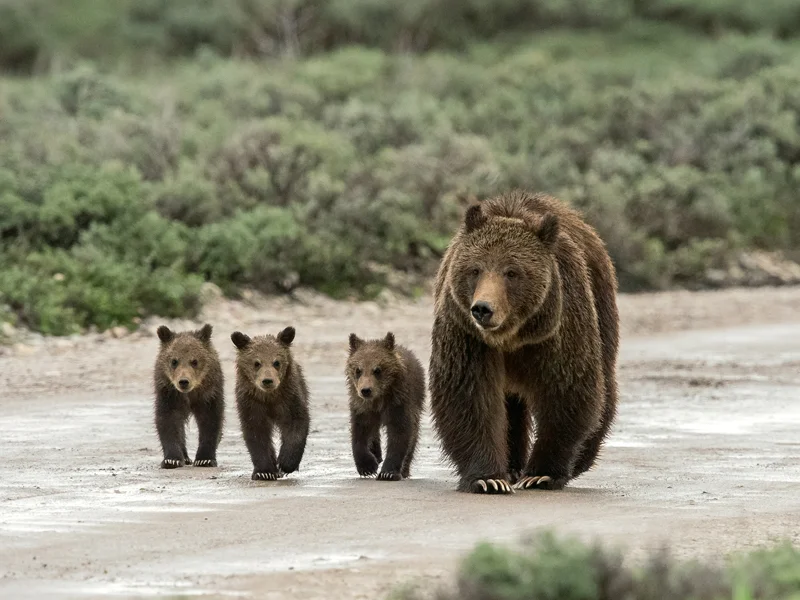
192 392 224 467
351 410 380 477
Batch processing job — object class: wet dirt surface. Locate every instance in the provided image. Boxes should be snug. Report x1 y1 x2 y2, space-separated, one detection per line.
1 286 800 599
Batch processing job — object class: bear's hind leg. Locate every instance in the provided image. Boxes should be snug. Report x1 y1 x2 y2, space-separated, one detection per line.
505 394 531 484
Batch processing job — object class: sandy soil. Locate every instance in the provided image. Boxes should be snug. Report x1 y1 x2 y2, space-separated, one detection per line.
1 285 800 599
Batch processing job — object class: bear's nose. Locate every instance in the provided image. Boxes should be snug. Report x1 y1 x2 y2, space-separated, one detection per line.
470 301 494 326
262 378 274 387
360 387 372 398
178 379 190 390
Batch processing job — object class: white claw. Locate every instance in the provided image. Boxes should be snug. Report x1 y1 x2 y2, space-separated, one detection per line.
538 476 552 485
477 480 487 492
488 480 498 492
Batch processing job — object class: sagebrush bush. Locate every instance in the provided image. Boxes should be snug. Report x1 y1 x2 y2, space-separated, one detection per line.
393 531 800 600
3 18 800 333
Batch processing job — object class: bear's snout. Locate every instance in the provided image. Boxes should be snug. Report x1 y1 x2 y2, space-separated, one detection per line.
470 301 495 327
261 377 274 388
178 378 190 390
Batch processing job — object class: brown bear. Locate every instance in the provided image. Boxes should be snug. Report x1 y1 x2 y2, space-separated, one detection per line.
154 323 225 469
428 190 619 494
346 332 425 481
231 326 310 481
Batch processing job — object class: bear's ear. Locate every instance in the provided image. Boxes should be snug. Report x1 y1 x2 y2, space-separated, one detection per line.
383 332 395 351
277 326 296 347
157 325 174 344
231 331 251 350
463 203 487 234
349 333 363 354
537 213 560 248
195 323 213 343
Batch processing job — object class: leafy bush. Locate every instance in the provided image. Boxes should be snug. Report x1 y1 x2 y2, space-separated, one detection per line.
393 531 800 600
3 16 800 334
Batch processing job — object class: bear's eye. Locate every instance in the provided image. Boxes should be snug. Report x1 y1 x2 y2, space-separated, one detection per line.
170 358 178 368
355 368 362 378
506 269 518 279
373 366 382 376
272 360 280 368
190 359 199 368
254 360 262 369
471 267 480 277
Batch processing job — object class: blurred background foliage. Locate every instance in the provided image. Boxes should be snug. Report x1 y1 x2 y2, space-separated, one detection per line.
2 0 800 334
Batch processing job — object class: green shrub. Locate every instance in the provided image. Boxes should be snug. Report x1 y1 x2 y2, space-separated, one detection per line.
3 20 800 334
394 531 800 600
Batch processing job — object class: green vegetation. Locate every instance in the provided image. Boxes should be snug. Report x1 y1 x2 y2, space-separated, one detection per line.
2 1 800 334
393 531 800 600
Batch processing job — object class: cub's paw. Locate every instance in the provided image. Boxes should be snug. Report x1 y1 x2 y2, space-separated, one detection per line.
252 471 281 481
161 458 185 469
355 453 379 478
377 470 403 481
513 475 567 491
193 458 217 467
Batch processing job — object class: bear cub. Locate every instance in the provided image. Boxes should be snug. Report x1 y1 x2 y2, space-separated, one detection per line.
154 323 225 469
231 326 310 481
346 332 425 481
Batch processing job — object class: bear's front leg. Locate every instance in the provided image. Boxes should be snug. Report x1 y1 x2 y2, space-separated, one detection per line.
155 391 190 469
351 410 381 477
515 386 600 491
192 391 224 467
277 405 310 475
429 316 512 494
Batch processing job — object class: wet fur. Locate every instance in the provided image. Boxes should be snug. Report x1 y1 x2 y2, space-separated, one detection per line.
346 333 425 481
154 324 225 469
232 327 310 481
429 190 619 493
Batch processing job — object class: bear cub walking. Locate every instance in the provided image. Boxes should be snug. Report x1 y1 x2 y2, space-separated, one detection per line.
346 332 425 481
154 323 225 469
231 326 310 481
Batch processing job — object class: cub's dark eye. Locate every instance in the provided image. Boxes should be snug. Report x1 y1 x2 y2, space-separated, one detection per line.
272 360 280 368
373 367 382 376
190 359 198 368
170 358 178 368
254 360 262 369
355 368 362 378
506 269 518 279
471 268 480 277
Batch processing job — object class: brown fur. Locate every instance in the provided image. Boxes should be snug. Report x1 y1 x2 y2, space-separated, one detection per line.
346 332 425 481
232 327 310 481
429 190 619 494
153 323 225 469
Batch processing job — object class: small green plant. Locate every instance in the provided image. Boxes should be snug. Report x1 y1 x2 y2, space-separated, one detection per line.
394 531 800 600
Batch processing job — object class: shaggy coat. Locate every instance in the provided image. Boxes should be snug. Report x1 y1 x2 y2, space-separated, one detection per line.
232 327 310 481
154 323 225 468
346 332 425 481
429 190 619 494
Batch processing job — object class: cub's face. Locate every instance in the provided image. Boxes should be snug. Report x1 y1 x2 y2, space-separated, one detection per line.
232 327 295 393
347 332 399 403
449 204 559 344
157 324 215 394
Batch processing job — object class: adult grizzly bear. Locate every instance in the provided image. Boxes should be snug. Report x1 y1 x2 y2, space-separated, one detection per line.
429 190 619 494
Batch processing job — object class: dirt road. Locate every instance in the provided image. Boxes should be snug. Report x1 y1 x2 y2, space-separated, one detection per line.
1 286 799 599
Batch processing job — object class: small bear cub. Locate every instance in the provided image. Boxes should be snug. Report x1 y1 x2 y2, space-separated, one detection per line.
231 326 310 481
346 332 425 481
154 323 225 469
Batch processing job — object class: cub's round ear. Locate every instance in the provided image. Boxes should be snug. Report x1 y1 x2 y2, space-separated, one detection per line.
157 325 174 344
277 326 296 346
231 331 251 350
349 333 363 354
384 332 395 351
464 203 487 234
195 323 213 343
537 213 560 247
